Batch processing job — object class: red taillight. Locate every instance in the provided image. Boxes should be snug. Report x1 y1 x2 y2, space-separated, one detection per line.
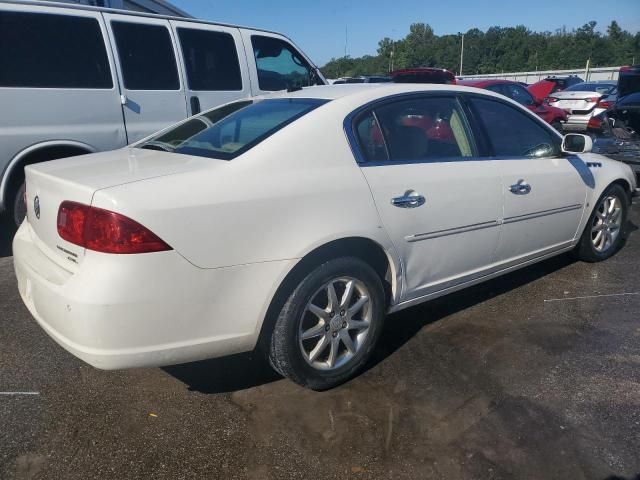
587 116 603 130
587 97 600 103
547 97 558 103
57 201 171 254
597 99 613 109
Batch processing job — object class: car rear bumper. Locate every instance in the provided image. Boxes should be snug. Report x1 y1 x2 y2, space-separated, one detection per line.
562 109 606 131
13 221 294 370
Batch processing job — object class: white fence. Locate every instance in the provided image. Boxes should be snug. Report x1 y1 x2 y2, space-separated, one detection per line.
459 66 621 83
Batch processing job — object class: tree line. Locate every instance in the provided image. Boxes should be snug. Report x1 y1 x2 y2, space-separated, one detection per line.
320 21 639 79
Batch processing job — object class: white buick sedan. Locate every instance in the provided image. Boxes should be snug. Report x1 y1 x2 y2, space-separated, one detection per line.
14 84 638 390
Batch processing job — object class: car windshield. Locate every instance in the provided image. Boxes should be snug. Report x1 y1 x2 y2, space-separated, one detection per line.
137 98 328 160
565 83 616 94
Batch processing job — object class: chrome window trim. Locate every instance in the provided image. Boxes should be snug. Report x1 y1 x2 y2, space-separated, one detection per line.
343 91 564 167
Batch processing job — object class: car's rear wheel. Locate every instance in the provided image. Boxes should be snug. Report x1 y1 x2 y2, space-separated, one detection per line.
574 184 628 262
268 257 385 390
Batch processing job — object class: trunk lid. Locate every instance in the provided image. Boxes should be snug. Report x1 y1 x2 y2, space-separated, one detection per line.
24 147 214 267
551 90 601 114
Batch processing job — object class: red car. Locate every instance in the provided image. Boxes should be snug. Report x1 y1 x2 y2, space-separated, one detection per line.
458 79 567 130
527 75 584 101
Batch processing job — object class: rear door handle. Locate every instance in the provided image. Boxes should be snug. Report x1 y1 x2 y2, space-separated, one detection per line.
190 96 201 115
509 179 531 195
391 190 426 208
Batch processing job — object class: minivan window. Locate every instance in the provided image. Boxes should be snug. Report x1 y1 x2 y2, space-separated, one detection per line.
112 21 180 90
470 97 559 158
368 97 476 162
0 11 112 88
251 36 316 91
139 98 327 159
177 28 242 91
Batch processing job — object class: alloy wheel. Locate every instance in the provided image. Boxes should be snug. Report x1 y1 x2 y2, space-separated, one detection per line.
591 195 622 253
298 277 372 371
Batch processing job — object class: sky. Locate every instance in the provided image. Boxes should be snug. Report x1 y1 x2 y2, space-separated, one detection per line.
173 0 640 66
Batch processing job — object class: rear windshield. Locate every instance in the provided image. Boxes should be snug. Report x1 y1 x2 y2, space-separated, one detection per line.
565 82 616 94
137 98 327 160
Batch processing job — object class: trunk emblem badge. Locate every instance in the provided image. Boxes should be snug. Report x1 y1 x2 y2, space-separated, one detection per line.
34 196 40 219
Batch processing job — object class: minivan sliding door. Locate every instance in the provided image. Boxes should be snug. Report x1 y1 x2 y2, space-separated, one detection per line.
170 21 251 116
104 13 188 143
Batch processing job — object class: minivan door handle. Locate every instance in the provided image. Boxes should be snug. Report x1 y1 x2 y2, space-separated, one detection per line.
391 190 426 208
190 96 201 115
509 179 531 195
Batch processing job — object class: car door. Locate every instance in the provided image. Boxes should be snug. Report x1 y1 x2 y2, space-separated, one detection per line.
170 21 251 116
351 94 503 301
467 95 588 265
105 14 188 143
240 30 323 94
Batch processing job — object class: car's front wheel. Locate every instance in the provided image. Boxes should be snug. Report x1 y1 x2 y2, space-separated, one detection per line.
574 183 628 262
268 257 386 390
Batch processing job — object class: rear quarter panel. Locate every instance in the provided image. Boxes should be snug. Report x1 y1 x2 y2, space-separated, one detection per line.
90 104 395 270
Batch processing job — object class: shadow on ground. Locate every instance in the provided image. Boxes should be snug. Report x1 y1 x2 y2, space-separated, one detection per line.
165 252 576 394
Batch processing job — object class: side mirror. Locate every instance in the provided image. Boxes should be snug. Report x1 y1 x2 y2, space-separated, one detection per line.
562 133 593 154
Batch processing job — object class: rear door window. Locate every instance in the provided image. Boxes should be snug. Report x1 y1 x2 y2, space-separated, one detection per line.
470 97 559 158
507 84 535 106
0 11 112 88
357 96 476 163
251 36 315 91
177 28 242 91
112 21 179 90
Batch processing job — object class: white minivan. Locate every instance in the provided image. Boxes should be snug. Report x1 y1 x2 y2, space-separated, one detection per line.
0 0 325 230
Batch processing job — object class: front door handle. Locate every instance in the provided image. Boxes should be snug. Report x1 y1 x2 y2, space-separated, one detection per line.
509 179 531 195
391 190 426 208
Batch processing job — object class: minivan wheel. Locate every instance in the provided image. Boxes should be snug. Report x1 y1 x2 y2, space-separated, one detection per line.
575 184 628 262
268 257 385 390
12 182 27 228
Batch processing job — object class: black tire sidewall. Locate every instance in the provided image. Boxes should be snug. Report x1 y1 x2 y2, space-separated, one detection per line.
578 184 628 262
269 257 386 390
12 182 26 227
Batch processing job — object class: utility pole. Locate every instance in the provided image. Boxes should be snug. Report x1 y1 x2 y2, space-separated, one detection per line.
585 57 591 81
344 25 348 58
459 34 465 76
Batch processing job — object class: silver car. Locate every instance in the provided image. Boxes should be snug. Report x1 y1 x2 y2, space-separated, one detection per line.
547 81 617 131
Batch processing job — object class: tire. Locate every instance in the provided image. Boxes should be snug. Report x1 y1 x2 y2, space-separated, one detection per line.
574 183 628 262
268 256 386 390
0 180 26 241
12 181 26 228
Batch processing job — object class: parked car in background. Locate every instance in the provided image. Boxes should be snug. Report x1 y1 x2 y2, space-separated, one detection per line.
528 75 584 100
391 68 456 84
13 83 637 390
458 79 567 130
590 66 640 178
332 76 391 84
0 1 325 232
547 81 617 131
